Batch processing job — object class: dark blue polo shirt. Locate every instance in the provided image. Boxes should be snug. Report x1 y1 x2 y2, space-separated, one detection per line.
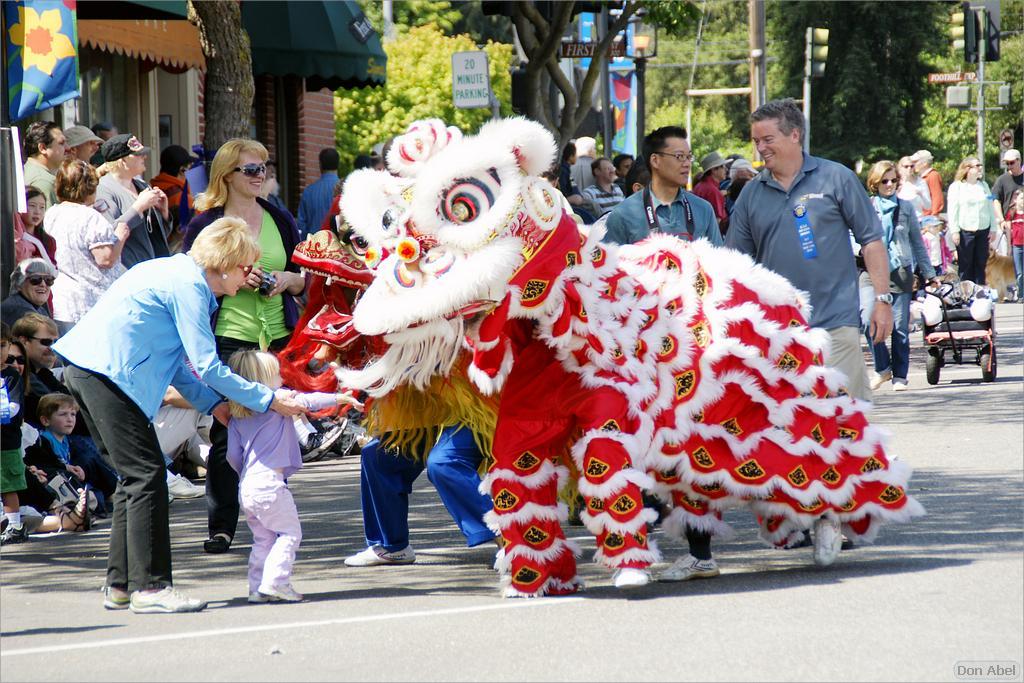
726 154 882 330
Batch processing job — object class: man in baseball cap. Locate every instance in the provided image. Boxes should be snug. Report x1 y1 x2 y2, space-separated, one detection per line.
692 151 729 232
994 148 1023 218
63 125 104 163
910 149 944 216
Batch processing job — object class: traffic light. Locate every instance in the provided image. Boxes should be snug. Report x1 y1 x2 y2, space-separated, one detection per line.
950 3 979 63
808 28 828 78
983 0 1000 62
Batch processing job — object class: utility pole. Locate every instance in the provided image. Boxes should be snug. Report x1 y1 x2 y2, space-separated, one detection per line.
802 27 812 154
598 6 613 154
975 5 986 170
748 0 766 113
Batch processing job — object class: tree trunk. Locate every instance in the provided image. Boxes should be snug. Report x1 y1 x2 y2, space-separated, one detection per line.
512 0 639 154
188 0 255 152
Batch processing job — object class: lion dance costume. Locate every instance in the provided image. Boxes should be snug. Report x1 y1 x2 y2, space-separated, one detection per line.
337 118 924 597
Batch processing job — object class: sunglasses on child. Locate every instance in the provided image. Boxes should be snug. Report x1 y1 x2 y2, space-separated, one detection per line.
233 163 267 178
26 274 55 286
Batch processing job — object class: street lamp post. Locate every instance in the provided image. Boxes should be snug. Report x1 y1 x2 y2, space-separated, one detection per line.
629 18 657 153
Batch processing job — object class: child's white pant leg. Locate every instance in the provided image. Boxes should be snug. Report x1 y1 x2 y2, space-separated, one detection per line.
240 470 302 593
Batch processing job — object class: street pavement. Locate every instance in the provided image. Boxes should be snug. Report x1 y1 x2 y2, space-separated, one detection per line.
1 305 1022 683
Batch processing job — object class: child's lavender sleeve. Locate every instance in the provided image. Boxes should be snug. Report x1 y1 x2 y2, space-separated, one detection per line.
298 392 339 411
225 421 244 474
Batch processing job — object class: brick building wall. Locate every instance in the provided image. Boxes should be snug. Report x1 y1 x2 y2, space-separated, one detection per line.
296 88 337 192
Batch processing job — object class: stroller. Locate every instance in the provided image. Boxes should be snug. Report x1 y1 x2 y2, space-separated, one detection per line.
921 279 997 384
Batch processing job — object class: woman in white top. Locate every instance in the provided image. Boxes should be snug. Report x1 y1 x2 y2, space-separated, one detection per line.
947 156 1001 285
895 155 930 220
47 160 130 334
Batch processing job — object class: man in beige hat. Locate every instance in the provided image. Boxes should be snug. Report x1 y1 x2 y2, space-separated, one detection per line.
692 150 728 233
63 125 104 163
911 149 944 217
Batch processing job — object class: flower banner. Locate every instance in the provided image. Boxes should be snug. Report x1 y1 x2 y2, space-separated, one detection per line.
5 0 79 122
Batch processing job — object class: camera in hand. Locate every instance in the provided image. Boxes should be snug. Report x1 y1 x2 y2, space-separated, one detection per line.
257 272 277 296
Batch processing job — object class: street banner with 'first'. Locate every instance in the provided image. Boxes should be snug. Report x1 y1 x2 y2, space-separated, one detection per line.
5 0 79 122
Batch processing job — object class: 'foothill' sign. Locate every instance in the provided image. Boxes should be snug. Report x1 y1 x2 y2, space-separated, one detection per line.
927 71 978 84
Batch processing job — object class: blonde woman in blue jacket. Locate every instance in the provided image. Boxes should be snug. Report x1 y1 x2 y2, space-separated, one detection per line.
54 218 305 615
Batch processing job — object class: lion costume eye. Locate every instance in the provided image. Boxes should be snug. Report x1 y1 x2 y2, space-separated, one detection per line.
440 169 501 225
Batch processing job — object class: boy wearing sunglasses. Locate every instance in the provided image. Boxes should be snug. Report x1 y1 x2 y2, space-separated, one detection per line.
1 258 55 327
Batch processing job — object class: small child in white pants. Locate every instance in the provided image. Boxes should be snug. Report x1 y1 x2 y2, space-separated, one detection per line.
225 350 360 603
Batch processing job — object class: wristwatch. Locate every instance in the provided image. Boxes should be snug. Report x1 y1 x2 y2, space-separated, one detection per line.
875 293 894 305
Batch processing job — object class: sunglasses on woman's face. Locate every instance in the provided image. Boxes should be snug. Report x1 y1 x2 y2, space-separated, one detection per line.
26 274 55 286
5 355 25 366
880 178 899 186
233 163 267 178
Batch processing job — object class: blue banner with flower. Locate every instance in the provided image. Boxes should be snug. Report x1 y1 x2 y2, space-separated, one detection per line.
5 0 79 122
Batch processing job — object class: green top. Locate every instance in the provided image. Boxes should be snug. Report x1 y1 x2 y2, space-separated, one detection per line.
24 158 56 208
215 210 289 349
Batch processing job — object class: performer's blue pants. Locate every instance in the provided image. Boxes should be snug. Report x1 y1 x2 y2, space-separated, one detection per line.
359 425 496 552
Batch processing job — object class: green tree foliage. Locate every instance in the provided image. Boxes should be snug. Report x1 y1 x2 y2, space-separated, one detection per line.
357 0 462 34
646 0 760 160
767 1 946 166
334 25 514 174
767 0 1022 178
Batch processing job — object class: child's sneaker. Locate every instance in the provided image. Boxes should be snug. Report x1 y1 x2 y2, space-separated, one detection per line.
257 584 304 602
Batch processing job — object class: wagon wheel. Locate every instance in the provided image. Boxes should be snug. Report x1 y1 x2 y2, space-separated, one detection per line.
926 348 942 385
981 346 997 382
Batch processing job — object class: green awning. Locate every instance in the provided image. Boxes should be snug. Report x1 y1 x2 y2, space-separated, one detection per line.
241 0 386 91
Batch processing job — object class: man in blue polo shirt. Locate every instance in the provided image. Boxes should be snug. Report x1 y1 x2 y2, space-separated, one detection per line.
603 126 722 246
726 98 891 401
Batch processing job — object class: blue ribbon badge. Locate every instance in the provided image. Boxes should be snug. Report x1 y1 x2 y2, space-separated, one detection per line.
793 202 818 260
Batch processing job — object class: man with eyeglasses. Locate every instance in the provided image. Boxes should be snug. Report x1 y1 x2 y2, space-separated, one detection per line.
2 259 56 326
603 126 722 246
994 149 1023 231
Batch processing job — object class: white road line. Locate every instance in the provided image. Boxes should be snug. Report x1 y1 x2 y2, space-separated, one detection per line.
0 597 584 657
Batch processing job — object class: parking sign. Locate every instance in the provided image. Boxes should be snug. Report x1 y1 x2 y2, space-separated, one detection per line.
452 51 491 109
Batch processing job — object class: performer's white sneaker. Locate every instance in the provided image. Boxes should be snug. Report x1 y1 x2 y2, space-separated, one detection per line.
612 567 652 589
657 554 720 582
344 544 416 567
813 517 843 567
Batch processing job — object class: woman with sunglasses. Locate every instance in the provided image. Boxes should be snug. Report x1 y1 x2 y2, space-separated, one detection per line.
183 139 305 555
948 157 1002 285
1 258 56 327
47 160 130 336
53 217 306 613
863 160 937 392
895 155 931 221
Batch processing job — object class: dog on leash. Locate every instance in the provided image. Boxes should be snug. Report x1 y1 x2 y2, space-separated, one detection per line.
986 249 1016 302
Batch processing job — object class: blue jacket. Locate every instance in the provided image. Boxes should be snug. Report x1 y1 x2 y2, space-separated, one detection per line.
297 172 339 238
53 253 274 420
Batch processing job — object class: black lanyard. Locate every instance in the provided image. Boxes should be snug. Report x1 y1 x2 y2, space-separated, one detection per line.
643 185 694 240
